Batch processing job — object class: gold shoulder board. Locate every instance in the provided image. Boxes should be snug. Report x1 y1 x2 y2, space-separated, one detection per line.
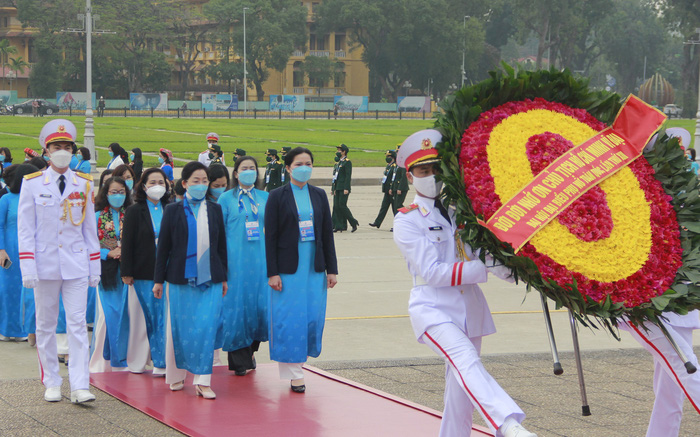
24 171 42 180
76 172 93 181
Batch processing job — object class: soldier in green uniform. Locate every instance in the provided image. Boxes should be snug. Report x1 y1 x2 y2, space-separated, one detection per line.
280 146 291 185
369 149 397 229
332 144 359 233
264 148 284 191
391 144 409 215
234 148 246 165
331 150 342 231
209 144 224 165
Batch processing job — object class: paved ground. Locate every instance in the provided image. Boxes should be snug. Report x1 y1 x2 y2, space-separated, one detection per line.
1 179 699 436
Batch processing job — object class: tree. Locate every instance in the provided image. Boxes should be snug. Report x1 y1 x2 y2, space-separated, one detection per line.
204 0 308 101
316 0 483 101
301 55 334 95
200 61 245 94
7 56 29 91
0 39 18 83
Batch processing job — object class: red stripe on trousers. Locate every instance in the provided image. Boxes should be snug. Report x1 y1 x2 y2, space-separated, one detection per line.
37 348 44 385
630 323 700 414
424 332 498 429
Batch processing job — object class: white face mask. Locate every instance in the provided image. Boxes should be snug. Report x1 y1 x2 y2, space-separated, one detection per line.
49 150 72 169
146 185 167 201
411 174 442 199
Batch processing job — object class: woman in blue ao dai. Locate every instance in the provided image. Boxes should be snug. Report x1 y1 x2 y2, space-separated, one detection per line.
218 156 269 375
265 147 338 393
154 161 227 400
0 164 39 341
89 177 131 371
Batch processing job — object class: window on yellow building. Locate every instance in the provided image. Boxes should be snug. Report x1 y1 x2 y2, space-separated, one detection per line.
335 35 345 52
293 61 304 87
334 62 345 89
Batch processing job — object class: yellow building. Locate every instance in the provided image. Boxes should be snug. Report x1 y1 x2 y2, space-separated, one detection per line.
0 6 34 99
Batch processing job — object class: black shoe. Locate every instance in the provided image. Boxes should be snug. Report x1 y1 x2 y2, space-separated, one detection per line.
291 383 306 393
369 222 379 228
390 228 393 232
351 223 358 233
235 370 246 376
251 357 257 370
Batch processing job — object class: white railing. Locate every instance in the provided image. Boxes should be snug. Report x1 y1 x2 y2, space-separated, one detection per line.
293 50 305 57
334 50 346 58
293 87 306 94
309 50 330 57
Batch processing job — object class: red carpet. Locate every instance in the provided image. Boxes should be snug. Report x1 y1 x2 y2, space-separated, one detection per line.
90 364 493 437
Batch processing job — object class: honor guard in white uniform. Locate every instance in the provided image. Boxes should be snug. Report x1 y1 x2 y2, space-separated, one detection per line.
620 311 700 436
198 132 225 167
393 129 536 437
18 119 100 404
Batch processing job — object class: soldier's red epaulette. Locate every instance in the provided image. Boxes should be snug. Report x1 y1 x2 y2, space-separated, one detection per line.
76 172 93 181
398 203 419 214
23 171 42 180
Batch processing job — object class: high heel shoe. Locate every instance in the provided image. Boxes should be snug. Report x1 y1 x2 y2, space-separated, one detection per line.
169 381 184 391
195 385 216 399
291 379 306 393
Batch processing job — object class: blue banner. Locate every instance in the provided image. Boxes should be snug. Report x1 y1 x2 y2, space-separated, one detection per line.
334 96 368 113
56 92 96 111
269 95 305 112
130 93 168 110
397 96 430 112
202 94 239 111
0 91 17 106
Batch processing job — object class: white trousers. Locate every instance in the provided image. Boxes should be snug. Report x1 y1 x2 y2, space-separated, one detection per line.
88 291 127 373
422 322 525 437
164 286 211 387
625 322 700 437
35 278 90 391
278 362 305 380
126 285 151 373
56 334 69 355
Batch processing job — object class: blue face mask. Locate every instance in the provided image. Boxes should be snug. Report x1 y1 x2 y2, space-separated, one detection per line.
43 155 50 162
186 184 208 201
158 156 165 164
238 169 257 186
125 180 134 190
209 186 225 199
291 165 312 183
175 197 183 203
0 155 5 163
129 154 135 162
108 151 114 158
108 194 126 208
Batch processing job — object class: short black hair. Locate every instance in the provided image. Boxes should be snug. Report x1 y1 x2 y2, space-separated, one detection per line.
133 167 171 205
10 164 39 194
99 169 114 189
689 148 697 161
29 156 47 170
112 164 135 180
208 163 230 189
284 147 314 167
95 176 133 211
0 147 12 163
78 147 90 161
232 156 259 187
181 161 208 181
3 165 18 192
173 178 186 196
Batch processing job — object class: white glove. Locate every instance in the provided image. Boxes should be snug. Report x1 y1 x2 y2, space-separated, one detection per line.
88 276 101 288
22 275 38 289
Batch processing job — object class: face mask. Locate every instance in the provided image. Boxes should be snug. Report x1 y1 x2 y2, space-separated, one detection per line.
209 186 225 199
291 165 312 183
386 157 392 164
146 185 166 201
334 156 340 162
175 197 183 202
158 156 165 164
130 154 135 161
186 183 208 201
108 151 114 158
335 152 342 158
266 156 272 162
25 158 29 162
108 194 126 208
43 155 50 162
49 150 72 169
125 180 134 190
208 152 214 160
238 169 257 186
0 155 5 163
411 174 442 199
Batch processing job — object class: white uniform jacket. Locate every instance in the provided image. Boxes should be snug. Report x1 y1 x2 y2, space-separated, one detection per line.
394 195 511 342
198 150 225 167
17 168 101 280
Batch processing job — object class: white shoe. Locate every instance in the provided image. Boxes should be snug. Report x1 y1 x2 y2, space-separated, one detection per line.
152 367 166 377
44 386 62 402
70 389 96 404
503 424 537 437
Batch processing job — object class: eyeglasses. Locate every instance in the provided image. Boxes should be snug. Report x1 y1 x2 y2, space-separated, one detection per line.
108 190 126 195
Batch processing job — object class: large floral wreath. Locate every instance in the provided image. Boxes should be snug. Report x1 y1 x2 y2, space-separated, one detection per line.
435 65 700 330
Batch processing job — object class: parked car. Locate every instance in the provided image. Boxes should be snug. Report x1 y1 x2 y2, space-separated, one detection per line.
663 104 683 118
10 99 60 115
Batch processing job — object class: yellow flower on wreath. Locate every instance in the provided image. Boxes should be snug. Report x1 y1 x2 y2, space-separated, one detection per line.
487 109 651 282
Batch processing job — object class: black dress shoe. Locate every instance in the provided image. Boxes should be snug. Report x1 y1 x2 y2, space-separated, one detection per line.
251 357 257 370
291 383 306 393
351 223 358 233
234 369 247 376
369 222 379 228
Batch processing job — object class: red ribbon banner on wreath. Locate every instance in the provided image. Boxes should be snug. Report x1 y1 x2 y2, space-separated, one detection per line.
479 95 667 252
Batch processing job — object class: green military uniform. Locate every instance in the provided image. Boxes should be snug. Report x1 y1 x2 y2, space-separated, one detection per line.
370 150 397 228
281 146 291 185
391 164 409 215
332 144 359 232
234 148 246 166
264 148 284 191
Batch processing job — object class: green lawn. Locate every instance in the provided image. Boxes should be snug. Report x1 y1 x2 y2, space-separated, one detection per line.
0 117 433 168
0 116 695 168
